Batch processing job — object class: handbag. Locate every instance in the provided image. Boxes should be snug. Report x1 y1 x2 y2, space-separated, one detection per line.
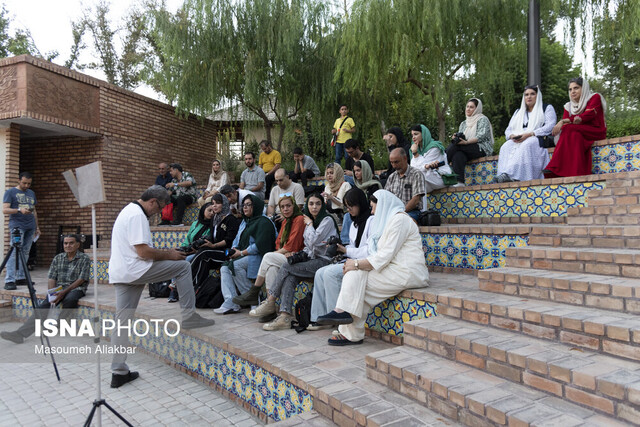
439 173 459 186
418 209 441 227
161 203 174 222
331 117 350 147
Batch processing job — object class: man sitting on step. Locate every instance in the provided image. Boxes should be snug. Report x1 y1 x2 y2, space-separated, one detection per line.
219 184 254 218
1 234 90 344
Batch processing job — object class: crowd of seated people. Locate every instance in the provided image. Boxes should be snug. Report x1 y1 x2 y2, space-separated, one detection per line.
151 77 607 345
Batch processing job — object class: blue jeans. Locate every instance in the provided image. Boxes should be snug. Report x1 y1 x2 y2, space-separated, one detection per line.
344 175 355 186
311 264 344 322
5 228 35 283
335 143 349 165
406 209 421 222
220 256 254 311
341 213 352 245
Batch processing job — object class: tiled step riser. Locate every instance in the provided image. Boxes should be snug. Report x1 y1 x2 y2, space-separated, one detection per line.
505 248 640 279
402 327 640 419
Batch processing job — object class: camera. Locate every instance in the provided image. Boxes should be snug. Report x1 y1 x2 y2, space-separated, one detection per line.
324 235 342 258
451 132 466 145
225 248 236 258
287 250 310 265
179 237 209 253
11 228 22 246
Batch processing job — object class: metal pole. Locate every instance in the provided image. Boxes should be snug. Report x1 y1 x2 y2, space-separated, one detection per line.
92 204 102 427
528 0 541 86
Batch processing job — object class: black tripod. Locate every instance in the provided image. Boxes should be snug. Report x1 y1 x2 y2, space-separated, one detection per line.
0 228 60 381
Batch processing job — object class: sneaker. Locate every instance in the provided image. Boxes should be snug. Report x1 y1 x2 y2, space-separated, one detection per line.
213 307 240 315
167 289 179 303
316 310 353 325
307 322 332 331
0 331 24 344
3 282 16 290
170 222 184 227
232 285 261 306
249 299 276 318
110 371 139 388
263 313 293 331
181 313 215 329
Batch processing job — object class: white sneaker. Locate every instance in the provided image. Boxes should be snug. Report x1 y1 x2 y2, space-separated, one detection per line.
249 299 276 317
263 313 293 331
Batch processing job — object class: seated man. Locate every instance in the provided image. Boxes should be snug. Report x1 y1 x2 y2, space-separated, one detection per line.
384 148 426 221
166 163 197 226
155 162 172 187
0 234 90 344
258 140 281 200
344 139 375 186
219 184 254 218
289 147 321 187
266 168 305 229
239 152 266 201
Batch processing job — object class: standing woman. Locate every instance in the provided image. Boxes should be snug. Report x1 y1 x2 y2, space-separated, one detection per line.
409 124 451 193
353 161 382 199
316 190 429 345
198 160 230 207
217 195 276 313
250 193 339 331
545 77 607 177
495 85 557 183
446 98 495 187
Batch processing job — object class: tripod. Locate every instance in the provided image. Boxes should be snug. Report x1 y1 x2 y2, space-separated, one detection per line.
0 228 60 381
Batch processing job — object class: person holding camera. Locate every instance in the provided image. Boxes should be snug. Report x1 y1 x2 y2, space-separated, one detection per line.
309 188 373 330
316 190 429 345
250 193 339 331
231 195 306 311
446 98 495 187
3 171 40 290
217 194 277 314
495 85 557 183
409 124 451 194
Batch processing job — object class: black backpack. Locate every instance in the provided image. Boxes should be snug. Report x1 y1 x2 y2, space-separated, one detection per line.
291 292 313 333
195 275 224 309
148 281 171 298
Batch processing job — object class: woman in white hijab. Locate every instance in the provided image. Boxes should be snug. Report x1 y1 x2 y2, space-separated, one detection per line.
446 98 495 187
315 189 429 345
495 85 557 182
544 77 607 177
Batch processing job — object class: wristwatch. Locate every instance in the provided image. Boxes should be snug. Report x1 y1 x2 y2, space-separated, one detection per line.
354 259 359 270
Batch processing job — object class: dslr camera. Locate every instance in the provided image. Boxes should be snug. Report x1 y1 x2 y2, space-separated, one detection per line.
179 237 209 253
451 132 466 145
324 235 342 258
287 250 310 265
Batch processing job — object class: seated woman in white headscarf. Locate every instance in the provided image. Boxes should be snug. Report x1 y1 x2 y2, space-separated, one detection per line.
316 189 430 345
495 85 557 183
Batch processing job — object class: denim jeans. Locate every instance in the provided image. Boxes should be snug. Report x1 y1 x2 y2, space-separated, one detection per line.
219 256 254 311
5 227 35 284
340 213 352 245
311 263 344 322
334 143 349 165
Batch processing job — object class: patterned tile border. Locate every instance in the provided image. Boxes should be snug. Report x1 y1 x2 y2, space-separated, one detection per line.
11 296 312 422
427 181 605 219
465 139 640 185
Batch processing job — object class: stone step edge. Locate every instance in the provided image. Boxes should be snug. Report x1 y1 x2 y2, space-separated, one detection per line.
478 267 640 314
399 286 640 361
419 224 534 234
365 346 633 426
403 317 640 418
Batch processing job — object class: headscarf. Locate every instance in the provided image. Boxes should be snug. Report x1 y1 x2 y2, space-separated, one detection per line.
326 163 345 195
564 77 607 116
509 86 545 135
210 193 231 231
416 125 445 156
278 195 303 248
190 202 213 242
344 188 371 247
303 193 339 234
237 194 275 255
211 160 226 180
386 127 408 150
367 190 405 255
464 98 495 147
354 161 382 191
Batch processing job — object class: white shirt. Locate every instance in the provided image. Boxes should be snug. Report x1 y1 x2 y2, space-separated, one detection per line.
268 181 305 213
345 216 374 259
109 203 154 283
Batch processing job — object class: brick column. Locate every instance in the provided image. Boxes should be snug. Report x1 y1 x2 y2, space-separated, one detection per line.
0 123 20 258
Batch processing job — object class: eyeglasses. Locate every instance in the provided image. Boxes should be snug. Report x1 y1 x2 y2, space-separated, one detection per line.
155 200 166 210
242 203 253 208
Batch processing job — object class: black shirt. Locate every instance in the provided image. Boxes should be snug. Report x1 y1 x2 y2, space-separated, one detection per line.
345 152 375 173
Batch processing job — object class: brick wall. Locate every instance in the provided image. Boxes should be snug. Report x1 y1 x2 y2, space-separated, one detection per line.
1 124 21 255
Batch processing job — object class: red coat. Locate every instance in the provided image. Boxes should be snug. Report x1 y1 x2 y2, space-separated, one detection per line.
545 94 607 177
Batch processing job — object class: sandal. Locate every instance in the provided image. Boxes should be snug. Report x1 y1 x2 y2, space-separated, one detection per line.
328 333 363 346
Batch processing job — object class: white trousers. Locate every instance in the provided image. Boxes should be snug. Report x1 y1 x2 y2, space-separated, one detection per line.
257 252 288 291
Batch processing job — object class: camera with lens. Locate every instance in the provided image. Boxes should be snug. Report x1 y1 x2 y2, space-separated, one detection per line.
287 250 310 265
324 235 342 258
11 228 22 247
451 132 466 145
179 237 209 253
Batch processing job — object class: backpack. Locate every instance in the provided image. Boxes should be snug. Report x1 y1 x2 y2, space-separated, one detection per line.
195 275 224 309
149 281 172 298
291 292 313 333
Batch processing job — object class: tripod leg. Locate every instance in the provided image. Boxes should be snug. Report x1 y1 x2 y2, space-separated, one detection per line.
83 403 99 427
0 246 15 277
101 401 134 426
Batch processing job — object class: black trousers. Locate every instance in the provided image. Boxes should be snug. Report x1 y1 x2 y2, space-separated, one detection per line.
190 249 227 289
289 170 315 187
16 288 85 337
446 143 484 183
171 194 194 224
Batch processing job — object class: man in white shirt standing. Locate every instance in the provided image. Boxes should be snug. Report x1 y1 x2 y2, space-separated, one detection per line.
109 185 215 388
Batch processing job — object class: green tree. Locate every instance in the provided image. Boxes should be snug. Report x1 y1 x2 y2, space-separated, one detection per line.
0 4 56 60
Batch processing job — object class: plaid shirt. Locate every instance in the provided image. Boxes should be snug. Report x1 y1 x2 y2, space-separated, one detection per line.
48 251 91 293
171 170 197 198
384 165 426 211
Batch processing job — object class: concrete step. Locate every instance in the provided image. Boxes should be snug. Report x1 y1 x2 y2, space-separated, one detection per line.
366 346 634 426
407 281 640 361
403 317 640 419
528 225 640 249
478 267 640 314
566 213 640 226
505 245 640 278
